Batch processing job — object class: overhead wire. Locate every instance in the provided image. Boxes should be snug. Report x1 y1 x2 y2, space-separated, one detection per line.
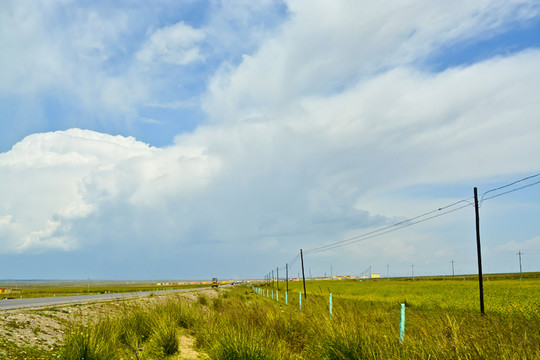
266 172 540 278
305 199 473 255
480 173 540 205
481 180 540 203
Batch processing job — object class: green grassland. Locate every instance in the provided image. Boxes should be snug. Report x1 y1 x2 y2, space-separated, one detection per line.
273 275 540 317
0 280 208 299
3 276 539 359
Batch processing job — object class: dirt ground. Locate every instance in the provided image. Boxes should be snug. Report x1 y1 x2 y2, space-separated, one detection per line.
0 288 218 358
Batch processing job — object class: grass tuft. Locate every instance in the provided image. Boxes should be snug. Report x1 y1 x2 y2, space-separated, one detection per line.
61 317 118 360
150 316 179 356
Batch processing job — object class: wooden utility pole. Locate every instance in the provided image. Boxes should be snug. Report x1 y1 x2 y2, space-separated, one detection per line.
286 263 289 292
451 260 455 280
474 187 485 315
276 267 279 290
300 249 307 299
517 250 523 281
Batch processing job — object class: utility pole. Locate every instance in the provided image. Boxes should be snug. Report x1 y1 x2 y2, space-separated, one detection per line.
300 249 307 299
286 263 289 292
276 267 279 290
272 270 274 288
451 260 455 280
517 250 523 281
474 187 485 315
411 264 415 281
369 265 372 279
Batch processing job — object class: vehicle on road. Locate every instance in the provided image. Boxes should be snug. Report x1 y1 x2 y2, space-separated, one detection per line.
212 278 218 288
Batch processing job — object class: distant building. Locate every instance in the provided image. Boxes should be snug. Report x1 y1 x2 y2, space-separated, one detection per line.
0 288 19 294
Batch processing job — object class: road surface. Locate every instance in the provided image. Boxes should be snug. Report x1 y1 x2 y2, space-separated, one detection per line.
0 287 208 311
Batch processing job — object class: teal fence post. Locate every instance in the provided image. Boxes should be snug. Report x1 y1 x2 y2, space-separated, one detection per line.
299 292 302 310
285 291 288 305
399 303 405 343
329 293 333 317
267 289 268 298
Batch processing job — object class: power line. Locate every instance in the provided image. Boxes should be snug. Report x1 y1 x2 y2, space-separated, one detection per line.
304 173 540 255
480 173 540 205
481 180 540 203
269 173 540 279
305 201 472 255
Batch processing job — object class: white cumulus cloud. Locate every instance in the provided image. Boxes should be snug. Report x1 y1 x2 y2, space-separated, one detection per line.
137 21 206 65
0 129 220 253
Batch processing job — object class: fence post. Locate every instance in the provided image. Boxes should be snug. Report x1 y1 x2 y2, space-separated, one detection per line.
399 303 405 343
299 292 302 310
329 293 333 317
276 290 279 302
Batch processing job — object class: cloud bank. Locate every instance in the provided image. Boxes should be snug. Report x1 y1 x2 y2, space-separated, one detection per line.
0 0 539 278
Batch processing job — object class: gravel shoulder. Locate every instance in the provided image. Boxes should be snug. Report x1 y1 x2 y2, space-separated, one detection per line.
0 288 218 359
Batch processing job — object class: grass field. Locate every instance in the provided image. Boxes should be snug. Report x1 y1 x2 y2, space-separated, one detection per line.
274 275 540 317
0 280 208 299
2 275 539 359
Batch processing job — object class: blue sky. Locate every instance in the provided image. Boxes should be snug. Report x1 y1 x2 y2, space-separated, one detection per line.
0 0 539 280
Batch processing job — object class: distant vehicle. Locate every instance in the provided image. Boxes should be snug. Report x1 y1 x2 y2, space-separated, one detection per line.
212 278 218 288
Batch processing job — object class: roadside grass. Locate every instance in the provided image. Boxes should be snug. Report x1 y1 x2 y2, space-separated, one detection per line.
49 279 540 359
60 295 205 360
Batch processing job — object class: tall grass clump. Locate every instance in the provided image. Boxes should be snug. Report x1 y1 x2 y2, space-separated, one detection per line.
197 293 209 306
149 316 179 356
207 330 281 360
118 307 153 351
61 317 119 360
153 297 198 329
60 296 203 359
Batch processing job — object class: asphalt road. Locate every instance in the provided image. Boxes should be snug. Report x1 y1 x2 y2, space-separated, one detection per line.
0 287 208 311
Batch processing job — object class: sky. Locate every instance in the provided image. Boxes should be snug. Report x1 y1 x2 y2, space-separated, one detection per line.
0 0 539 280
